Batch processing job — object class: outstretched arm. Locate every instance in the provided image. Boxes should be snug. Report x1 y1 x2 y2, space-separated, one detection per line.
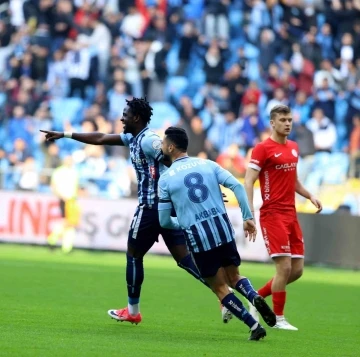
40 130 124 146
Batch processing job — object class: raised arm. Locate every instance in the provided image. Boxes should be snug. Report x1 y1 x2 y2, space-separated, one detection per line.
244 168 260 213
40 130 124 146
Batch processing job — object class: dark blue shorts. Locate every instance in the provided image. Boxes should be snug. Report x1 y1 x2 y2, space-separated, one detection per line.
192 240 241 278
128 204 186 254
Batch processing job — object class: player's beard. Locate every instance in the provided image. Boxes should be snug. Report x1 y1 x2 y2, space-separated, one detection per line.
162 152 171 163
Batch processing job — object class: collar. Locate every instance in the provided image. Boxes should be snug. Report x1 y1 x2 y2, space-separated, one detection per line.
173 156 189 163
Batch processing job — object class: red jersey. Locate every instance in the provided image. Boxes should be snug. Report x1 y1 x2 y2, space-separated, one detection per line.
249 138 299 212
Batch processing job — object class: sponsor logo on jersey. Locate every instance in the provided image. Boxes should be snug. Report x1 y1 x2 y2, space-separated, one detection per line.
149 166 156 179
292 149 298 157
275 163 297 171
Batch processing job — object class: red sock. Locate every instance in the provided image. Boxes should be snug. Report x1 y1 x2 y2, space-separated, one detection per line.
258 278 273 298
272 291 286 316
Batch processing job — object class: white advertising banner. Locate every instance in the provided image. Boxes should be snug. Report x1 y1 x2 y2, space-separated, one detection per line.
0 191 269 262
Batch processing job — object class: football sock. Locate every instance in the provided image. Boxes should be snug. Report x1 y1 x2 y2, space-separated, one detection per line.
258 278 273 298
272 291 286 316
178 254 210 288
126 254 144 315
235 278 258 303
47 224 64 245
62 227 75 254
221 293 258 329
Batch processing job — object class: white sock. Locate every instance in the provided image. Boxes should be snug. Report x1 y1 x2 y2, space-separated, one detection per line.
229 287 234 293
250 322 259 331
128 303 139 316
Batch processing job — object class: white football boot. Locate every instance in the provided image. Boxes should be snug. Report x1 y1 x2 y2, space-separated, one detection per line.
273 316 298 330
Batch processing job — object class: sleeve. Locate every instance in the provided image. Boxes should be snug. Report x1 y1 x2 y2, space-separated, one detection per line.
158 177 172 209
120 133 132 147
222 175 253 221
158 177 181 229
141 134 164 161
248 144 267 171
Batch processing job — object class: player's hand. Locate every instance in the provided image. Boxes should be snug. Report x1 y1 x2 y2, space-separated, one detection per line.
40 130 64 141
222 192 228 203
243 219 257 242
310 195 322 213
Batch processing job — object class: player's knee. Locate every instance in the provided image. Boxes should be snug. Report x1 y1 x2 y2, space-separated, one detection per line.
127 245 145 260
291 267 303 281
226 274 241 289
278 262 292 279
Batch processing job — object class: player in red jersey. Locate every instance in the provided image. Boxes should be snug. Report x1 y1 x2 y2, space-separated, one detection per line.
244 105 322 330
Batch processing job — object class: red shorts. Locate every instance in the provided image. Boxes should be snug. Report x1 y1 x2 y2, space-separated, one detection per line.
260 211 304 258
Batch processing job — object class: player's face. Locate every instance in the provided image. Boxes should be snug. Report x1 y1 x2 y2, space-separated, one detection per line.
161 136 173 162
121 106 136 134
271 113 293 136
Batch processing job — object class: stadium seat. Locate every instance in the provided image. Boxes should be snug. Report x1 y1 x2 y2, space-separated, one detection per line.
165 76 189 102
50 98 84 130
150 102 180 129
322 153 349 184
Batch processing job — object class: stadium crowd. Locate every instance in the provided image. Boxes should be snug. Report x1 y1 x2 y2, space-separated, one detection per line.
0 0 359 208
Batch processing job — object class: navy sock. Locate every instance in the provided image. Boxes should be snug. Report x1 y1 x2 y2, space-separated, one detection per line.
235 278 258 303
178 254 209 288
221 293 257 329
126 254 144 304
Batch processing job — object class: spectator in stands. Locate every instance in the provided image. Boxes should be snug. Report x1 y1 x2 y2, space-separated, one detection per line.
349 114 360 178
216 143 246 178
65 37 92 99
313 78 336 120
0 0 360 210
306 108 337 153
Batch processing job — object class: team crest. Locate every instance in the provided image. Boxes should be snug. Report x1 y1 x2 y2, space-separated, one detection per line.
292 149 298 157
152 140 162 150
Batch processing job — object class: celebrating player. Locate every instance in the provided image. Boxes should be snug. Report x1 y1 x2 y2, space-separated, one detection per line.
41 97 232 324
158 126 276 341
244 104 323 330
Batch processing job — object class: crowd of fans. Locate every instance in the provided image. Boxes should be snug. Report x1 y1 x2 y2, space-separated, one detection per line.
0 0 360 202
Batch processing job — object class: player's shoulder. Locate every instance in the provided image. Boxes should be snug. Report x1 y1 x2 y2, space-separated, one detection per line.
141 130 162 149
287 139 299 148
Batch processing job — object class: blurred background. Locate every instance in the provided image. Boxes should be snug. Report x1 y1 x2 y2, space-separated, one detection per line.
0 0 360 216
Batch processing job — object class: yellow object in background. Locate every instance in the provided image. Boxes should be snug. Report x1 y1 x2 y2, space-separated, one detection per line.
65 199 81 227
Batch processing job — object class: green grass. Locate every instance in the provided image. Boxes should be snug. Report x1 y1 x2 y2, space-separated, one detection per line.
1 245 359 357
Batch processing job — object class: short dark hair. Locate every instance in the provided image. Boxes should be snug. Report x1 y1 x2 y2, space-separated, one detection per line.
164 127 188 152
126 97 153 124
270 104 291 121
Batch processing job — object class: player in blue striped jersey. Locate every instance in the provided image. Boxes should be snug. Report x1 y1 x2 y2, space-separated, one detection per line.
41 97 232 324
158 127 276 340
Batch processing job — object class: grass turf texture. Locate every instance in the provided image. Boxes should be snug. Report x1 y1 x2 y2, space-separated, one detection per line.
0 245 359 357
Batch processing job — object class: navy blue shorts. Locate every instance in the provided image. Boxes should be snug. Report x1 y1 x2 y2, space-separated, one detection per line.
128 204 186 254
192 240 241 278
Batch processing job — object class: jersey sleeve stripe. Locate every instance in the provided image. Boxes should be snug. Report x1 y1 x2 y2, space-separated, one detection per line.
248 163 261 171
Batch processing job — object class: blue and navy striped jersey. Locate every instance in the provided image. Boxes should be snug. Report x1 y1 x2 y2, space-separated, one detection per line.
121 127 165 206
158 157 237 253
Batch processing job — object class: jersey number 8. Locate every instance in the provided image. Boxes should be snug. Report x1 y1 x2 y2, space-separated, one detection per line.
184 173 209 203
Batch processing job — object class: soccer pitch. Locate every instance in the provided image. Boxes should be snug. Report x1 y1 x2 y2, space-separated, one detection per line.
1 245 359 357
